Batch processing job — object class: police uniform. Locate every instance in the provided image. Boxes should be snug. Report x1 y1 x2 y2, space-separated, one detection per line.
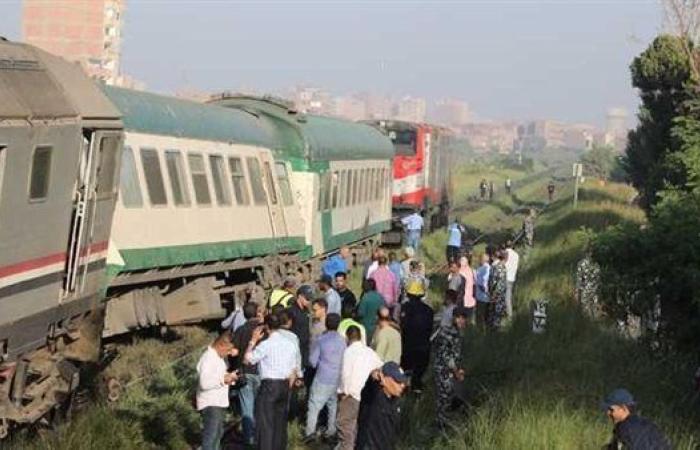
575 256 601 317
487 261 507 329
432 325 463 427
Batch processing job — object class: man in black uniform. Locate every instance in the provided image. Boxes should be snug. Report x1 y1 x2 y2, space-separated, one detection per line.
601 388 671 450
400 293 434 393
357 362 408 450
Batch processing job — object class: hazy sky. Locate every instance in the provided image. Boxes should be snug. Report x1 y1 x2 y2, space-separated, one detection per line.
0 0 662 126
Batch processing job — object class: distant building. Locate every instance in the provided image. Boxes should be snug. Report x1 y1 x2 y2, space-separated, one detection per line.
431 99 470 128
395 96 427 122
293 86 333 115
514 120 597 151
359 92 393 120
461 122 518 154
23 0 126 85
332 95 367 121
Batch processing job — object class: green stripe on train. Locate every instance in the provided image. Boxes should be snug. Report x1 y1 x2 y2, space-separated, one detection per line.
116 236 307 272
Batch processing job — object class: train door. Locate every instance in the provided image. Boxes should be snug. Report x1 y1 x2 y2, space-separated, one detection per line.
62 130 121 301
258 153 289 241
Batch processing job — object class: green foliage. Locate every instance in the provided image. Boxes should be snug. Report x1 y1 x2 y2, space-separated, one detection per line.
400 181 699 449
594 190 700 349
580 145 617 180
625 35 699 210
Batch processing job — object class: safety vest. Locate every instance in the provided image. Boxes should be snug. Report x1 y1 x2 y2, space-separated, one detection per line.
268 289 294 309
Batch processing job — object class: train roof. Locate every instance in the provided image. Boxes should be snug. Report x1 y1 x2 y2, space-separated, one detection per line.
101 86 279 149
210 95 395 163
0 39 120 121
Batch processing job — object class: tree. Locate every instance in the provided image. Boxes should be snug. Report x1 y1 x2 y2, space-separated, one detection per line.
580 145 616 179
624 35 696 210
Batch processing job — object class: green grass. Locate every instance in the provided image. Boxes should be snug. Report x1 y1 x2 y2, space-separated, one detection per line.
395 180 700 450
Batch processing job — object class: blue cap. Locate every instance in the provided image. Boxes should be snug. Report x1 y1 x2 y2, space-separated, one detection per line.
601 388 636 411
381 362 408 383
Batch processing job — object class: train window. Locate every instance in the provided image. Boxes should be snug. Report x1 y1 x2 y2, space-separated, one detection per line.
391 129 417 156
246 157 267 205
353 169 361 205
368 169 375 202
275 162 294 206
209 155 232 206
119 146 143 207
0 146 5 203
228 157 250 205
331 171 339 209
140 148 167 206
263 162 278 205
345 170 353 207
28 146 52 201
338 170 347 208
317 172 326 212
97 136 120 195
165 150 190 206
188 153 212 205
361 169 369 204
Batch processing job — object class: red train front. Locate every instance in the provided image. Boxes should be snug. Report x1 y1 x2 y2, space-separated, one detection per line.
365 120 453 236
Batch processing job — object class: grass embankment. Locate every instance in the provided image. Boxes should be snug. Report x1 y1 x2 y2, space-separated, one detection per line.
399 180 700 449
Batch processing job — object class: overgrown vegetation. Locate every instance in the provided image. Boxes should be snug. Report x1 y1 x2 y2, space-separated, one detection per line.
399 181 700 449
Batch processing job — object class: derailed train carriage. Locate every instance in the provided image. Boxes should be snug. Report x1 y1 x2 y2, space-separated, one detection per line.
101 88 394 337
0 39 395 430
0 40 123 434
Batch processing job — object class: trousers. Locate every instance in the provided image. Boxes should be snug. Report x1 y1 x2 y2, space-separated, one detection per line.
238 373 261 444
201 406 225 450
406 230 421 251
505 281 515 318
336 396 360 450
255 379 290 450
305 381 339 436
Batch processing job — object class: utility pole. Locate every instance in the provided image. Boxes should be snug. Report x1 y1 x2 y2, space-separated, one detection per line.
572 163 583 208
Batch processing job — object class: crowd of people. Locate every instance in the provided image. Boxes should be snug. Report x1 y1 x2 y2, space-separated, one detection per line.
196 237 485 449
196 209 671 450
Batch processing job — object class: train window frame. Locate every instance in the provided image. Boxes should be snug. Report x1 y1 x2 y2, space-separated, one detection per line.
246 157 267 205
228 157 250 206
164 150 191 207
317 172 327 212
119 146 144 208
140 147 168 206
274 162 294 206
368 168 375 202
375 168 382 200
353 169 361 205
209 154 232 206
331 170 340 209
345 170 353 207
338 170 347 209
96 135 121 196
263 161 279 205
28 145 53 202
187 153 212 206
0 146 6 204
360 169 368 204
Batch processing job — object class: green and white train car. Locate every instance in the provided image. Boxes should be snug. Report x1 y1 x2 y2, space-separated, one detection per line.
211 95 395 262
101 89 394 337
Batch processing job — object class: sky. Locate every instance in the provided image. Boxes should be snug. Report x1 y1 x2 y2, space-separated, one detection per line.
0 0 663 126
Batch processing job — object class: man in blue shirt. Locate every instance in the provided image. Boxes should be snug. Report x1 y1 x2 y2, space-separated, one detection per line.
446 219 465 263
304 313 346 442
322 246 350 279
401 210 424 252
475 253 491 331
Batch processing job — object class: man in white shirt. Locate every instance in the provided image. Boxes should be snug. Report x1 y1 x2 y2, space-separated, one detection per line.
401 210 425 252
245 312 299 450
196 331 239 450
504 240 520 319
336 325 383 450
318 274 342 315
